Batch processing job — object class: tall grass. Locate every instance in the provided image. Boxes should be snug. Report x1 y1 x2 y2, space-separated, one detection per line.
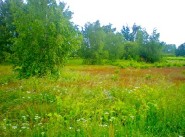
0 64 185 136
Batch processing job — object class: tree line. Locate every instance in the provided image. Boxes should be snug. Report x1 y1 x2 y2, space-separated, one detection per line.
0 0 185 77
80 21 163 64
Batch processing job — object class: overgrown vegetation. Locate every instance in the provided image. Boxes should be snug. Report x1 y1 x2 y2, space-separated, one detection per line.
1 0 185 136
0 63 185 136
1 0 185 78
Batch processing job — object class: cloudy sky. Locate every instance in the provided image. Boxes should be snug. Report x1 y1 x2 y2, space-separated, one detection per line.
62 0 185 46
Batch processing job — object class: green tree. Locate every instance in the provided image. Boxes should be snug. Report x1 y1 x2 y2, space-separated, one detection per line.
121 24 140 42
176 43 185 56
0 0 17 63
121 25 132 41
161 42 176 56
11 0 81 77
81 21 107 64
104 32 125 61
123 42 139 60
140 29 162 62
103 24 125 61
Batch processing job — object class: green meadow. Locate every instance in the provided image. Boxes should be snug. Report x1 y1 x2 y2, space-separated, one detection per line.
1 0 185 136
0 58 185 137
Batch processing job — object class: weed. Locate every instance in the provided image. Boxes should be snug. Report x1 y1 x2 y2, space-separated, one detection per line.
0 64 185 136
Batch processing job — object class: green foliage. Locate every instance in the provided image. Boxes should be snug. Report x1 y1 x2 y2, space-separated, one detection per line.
161 42 176 56
121 24 140 42
0 0 16 63
0 0 178 69
176 43 185 56
104 31 125 61
0 65 185 136
140 42 162 63
81 22 125 64
10 0 81 78
123 42 140 60
120 26 163 63
121 25 132 41
139 29 163 63
81 21 107 64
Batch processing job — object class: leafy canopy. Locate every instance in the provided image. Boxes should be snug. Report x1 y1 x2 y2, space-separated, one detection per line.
10 0 82 78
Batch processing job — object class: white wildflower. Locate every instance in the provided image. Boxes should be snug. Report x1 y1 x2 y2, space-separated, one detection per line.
12 126 17 129
130 116 135 119
21 126 26 129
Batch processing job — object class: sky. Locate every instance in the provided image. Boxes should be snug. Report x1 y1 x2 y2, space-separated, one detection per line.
61 0 185 46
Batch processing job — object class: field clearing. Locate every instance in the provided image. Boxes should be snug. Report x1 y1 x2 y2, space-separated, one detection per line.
0 64 185 136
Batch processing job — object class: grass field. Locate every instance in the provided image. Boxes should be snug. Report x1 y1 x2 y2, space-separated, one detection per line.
0 59 185 136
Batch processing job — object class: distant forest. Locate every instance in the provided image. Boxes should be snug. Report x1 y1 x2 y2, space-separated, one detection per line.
0 0 185 77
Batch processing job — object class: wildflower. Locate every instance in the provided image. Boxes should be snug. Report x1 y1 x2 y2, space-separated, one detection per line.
103 124 108 127
109 117 115 121
104 90 111 97
111 117 115 120
99 124 108 127
41 132 45 136
21 126 26 129
69 127 72 129
34 116 40 120
22 123 29 126
104 112 109 115
77 129 80 132
130 116 135 119
80 118 86 122
12 126 17 129
22 116 26 120
27 91 31 94
38 123 42 126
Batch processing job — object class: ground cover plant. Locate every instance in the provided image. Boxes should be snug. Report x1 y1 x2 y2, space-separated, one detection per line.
1 0 185 136
0 60 185 136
